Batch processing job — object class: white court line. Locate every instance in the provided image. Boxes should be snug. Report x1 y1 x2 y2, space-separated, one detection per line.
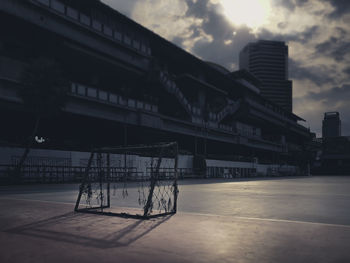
180 211 350 229
0 196 75 206
1 196 350 229
0 197 142 211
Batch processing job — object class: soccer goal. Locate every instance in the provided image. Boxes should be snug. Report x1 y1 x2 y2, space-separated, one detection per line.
74 142 179 219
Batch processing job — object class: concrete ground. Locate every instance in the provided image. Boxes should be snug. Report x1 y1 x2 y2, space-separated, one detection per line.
1 176 350 262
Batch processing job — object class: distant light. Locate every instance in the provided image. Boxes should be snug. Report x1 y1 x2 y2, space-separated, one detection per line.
35 136 46 144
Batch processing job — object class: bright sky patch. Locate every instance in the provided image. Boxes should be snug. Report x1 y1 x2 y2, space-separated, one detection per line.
220 0 271 29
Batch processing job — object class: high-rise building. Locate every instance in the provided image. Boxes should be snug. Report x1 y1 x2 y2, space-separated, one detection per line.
322 112 341 138
239 40 293 112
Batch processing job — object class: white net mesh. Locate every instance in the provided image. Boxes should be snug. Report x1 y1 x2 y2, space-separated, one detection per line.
75 142 179 218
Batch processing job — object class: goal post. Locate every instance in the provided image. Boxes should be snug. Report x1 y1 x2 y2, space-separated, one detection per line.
74 142 179 218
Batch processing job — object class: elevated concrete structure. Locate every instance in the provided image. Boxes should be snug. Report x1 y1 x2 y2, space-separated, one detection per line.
0 0 312 171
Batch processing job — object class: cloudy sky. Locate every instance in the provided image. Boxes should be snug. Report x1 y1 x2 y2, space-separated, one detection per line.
103 0 350 137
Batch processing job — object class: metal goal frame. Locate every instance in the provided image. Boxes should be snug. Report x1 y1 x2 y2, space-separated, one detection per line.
74 142 179 219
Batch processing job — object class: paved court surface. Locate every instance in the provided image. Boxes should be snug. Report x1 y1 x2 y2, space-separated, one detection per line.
1 176 350 262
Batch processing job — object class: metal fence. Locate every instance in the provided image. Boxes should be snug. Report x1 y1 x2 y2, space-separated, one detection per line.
0 165 196 185
0 165 85 184
0 164 293 185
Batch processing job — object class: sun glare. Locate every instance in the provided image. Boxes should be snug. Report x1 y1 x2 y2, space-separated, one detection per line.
220 0 271 29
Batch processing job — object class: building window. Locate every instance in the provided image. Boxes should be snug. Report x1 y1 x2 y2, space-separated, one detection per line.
133 40 140 50
141 43 147 53
114 31 122 41
92 20 102 31
77 84 86 96
80 13 91 26
87 87 97 98
103 26 113 37
66 7 78 20
51 0 65 14
99 90 108 101
124 35 131 45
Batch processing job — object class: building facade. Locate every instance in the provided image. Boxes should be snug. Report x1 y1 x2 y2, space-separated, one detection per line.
322 112 341 138
0 0 313 178
239 40 293 112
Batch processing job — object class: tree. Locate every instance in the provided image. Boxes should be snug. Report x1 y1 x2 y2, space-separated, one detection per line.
13 58 69 182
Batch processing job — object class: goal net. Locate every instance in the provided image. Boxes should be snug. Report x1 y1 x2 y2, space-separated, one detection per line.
74 142 179 218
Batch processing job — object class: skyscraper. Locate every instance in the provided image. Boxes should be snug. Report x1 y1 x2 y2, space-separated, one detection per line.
322 112 341 138
239 40 293 112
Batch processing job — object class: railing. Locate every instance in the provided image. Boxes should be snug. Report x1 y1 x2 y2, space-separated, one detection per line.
206 166 257 178
158 71 240 132
0 165 195 184
0 164 85 184
216 99 241 123
144 167 194 179
246 138 286 152
0 162 300 184
159 71 193 116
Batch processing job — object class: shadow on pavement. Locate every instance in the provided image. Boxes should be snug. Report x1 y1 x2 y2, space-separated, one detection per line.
6 211 172 248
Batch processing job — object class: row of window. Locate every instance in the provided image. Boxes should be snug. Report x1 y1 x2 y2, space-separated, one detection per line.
69 82 267 138
236 123 261 137
70 83 158 113
35 0 151 55
70 81 241 134
70 81 246 135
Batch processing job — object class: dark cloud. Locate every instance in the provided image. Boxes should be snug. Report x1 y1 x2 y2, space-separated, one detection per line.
289 59 336 86
343 66 350 76
180 0 257 70
172 36 186 47
315 37 338 52
185 0 210 18
331 42 350 62
277 22 288 29
300 25 320 42
307 84 350 101
272 0 297 11
324 0 350 18
200 7 236 40
311 85 350 135
181 0 319 71
271 0 309 11
315 28 350 62
296 0 309 4
257 25 319 44
295 84 350 135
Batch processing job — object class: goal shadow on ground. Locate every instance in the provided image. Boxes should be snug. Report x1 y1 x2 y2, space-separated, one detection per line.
6 211 172 248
